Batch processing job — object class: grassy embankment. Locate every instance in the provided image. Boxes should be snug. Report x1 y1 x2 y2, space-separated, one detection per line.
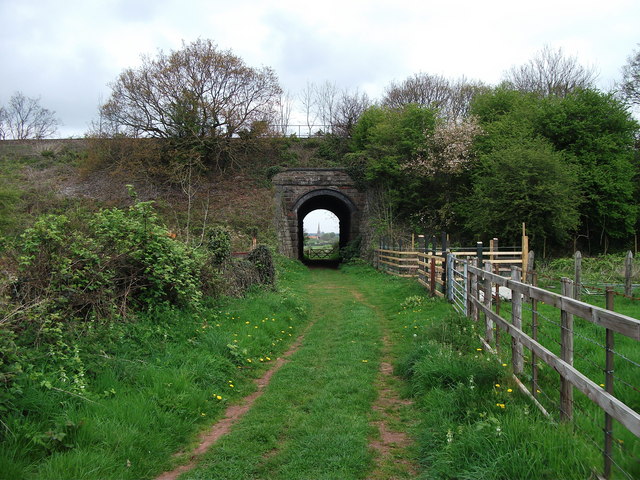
0 258 310 480
172 263 606 479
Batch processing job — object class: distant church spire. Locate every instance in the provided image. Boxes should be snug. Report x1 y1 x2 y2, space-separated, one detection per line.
317 223 321 236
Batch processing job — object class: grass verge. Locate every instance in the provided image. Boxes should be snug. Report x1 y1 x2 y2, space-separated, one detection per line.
0 257 309 480
341 261 606 479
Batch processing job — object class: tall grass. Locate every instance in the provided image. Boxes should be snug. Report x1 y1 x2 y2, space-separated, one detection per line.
342 261 605 479
0 257 310 479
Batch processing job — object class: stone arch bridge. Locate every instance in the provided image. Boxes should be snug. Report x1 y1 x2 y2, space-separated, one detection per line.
273 168 365 261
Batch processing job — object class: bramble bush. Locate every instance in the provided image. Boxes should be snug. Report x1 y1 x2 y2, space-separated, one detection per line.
15 200 203 322
1 200 207 414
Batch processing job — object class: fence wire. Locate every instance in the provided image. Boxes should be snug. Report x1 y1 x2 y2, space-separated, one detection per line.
376 250 639 479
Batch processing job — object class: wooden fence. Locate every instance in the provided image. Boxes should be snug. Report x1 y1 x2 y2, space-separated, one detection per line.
373 233 526 296
373 238 639 479
461 257 640 480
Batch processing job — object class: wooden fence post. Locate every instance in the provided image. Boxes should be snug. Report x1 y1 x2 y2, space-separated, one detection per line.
527 250 535 280
484 261 493 344
441 232 448 296
522 223 529 282
604 287 615 479
511 266 523 375
468 258 478 321
531 271 539 398
560 277 575 422
625 250 633 297
574 251 582 301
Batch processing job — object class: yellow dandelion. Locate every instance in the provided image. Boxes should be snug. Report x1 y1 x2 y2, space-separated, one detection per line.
362 360 368 363
476 348 483 351
600 383 605 387
245 321 250 324
266 357 271 361
201 412 206 416
495 384 501 388
216 395 222 400
229 384 234 388
247 358 252 363
507 389 513 393
502 363 507 367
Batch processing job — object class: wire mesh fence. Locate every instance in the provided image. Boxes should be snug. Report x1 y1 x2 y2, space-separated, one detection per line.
373 244 640 479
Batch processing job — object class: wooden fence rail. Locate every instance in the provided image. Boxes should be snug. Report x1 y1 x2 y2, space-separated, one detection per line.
461 257 640 479
373 244 639 479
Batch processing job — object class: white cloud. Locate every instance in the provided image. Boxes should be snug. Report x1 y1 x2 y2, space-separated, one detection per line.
1 0 638 137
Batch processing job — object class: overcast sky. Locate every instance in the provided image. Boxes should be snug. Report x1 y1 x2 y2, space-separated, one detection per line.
304 209 339 234
1 0 639 137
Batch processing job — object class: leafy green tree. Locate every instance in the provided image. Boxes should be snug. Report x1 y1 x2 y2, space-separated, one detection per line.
533 89 639 249
346 104 438 228
470 87 639 252
464 140 581 249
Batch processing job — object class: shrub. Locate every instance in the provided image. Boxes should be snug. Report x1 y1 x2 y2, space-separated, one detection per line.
0 325 22 417
247 245 275 286
220 258 262 297
14 200 203 321
206 226 232 266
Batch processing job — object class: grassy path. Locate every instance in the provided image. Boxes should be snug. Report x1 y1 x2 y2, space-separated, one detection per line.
175 268 417 480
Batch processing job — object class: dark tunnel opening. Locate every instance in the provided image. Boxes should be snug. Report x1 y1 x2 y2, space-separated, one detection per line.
295 191 354 266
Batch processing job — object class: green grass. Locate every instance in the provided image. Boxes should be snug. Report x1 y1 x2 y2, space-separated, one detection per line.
2 258 632 479
344 261 610 479
181 268 382 479
0 258 310 479
491 295 639 478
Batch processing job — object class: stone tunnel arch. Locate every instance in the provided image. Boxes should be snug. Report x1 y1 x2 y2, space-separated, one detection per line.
272 168 365 261
294 189 356 260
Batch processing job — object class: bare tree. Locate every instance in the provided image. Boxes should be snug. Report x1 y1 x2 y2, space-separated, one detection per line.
0 92 60 139
383 73 451 109
299 82 317 136
331 88 371 137
502 45 598 97
275 90 294 135
0 106 6 140
314 80 339 133
382 73 486 121
100 39 282 168
446 77 489 121
619 44 640 106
